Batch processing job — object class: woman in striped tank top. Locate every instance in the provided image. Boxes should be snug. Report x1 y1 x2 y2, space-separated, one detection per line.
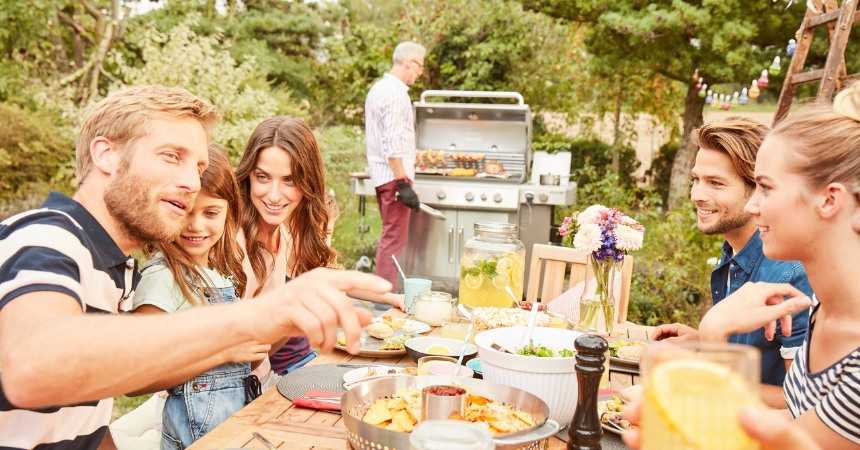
695 81 860 449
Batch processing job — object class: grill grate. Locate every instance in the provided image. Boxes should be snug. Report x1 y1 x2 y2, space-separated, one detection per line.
416 150 526 183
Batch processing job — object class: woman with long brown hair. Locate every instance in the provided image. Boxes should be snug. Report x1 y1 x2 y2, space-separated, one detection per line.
237 116 403 376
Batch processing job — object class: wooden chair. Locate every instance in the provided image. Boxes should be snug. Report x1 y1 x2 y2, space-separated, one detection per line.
524 243 634 325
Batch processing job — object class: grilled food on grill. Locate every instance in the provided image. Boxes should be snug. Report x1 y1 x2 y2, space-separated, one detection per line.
449 168 478 177
449 153 485 162
483 160 504 174
416 149 447 167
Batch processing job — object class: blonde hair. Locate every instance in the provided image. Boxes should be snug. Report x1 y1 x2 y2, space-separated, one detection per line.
76 85 221 187
770 82 860 190
392 41 426 66
692 116 770 189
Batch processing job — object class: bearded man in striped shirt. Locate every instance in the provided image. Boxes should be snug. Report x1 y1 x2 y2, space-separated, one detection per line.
365 41 426 298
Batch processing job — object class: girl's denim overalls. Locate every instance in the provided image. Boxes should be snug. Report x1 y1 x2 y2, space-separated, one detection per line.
143 259 251 450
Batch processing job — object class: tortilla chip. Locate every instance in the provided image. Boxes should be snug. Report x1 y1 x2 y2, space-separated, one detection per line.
448 412 466 421
393 409 416 432
513 410 535 426
386 398 407 411
362 400 393 425
468 395 489 406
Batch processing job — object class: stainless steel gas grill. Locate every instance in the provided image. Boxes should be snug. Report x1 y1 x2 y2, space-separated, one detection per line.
398 90 577 293
349 90 576 293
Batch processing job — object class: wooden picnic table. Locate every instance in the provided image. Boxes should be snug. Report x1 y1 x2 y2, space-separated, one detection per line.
189 309 654 450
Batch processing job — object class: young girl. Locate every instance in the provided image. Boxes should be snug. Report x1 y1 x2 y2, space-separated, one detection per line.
236 116 404 376
132 144 269 449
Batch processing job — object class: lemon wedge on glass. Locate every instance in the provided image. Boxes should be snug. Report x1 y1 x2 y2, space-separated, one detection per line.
643 359 758 450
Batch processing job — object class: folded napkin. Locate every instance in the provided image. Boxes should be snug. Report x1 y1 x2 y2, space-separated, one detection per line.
291 389 343 411
598 389 619 397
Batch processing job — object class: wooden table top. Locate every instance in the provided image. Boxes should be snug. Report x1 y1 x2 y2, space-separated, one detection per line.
188 310 654 450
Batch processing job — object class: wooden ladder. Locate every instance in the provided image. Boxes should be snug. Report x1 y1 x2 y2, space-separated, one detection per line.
773 0 860 125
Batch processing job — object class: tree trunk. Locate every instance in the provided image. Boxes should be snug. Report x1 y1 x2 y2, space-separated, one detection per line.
50 12 70 75
611 87 624 174
88 20 114 101
666 84 705 210
73 31 84 69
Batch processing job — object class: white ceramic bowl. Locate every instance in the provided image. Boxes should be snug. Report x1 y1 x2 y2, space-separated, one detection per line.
474 326 584 424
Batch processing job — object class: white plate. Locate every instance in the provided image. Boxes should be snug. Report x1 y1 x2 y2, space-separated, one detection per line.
597 395 633 435
606 337 653 366
342 366 416 384
334 328 421 356
371 317 431 334
341 366 417 389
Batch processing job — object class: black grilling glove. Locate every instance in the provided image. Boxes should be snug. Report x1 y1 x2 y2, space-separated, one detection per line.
396 179 420 211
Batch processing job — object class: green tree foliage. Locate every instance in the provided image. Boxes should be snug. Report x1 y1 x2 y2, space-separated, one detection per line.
113 14 304 159
520 0 813 209
0 103 74 208
316 0 586 125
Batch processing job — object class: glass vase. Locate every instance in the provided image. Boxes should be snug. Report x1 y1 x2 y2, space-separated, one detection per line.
578 254 621 335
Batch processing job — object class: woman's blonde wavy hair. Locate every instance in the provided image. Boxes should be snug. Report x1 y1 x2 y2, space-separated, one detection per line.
770 81 860 190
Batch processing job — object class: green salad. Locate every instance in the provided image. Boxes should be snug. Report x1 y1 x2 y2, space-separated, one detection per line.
516 339 575 358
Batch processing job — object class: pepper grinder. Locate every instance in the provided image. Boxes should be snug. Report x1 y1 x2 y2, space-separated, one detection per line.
568 333 608 450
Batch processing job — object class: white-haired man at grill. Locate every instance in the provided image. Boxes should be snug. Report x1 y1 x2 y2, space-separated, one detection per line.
365 41 427 305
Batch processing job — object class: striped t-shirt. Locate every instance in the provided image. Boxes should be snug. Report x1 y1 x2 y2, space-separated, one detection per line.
0 191 140 450
785 302 860 444
365 73 416 187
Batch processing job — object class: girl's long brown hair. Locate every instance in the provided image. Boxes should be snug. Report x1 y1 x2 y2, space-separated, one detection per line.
236 116 335 297
143 143 247 305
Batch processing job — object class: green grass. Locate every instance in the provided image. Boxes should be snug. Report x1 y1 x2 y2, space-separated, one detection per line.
112 394 153 422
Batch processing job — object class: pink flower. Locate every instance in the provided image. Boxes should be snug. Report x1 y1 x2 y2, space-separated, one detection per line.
615 225 644 251
573 223 603 254
558 225 569 237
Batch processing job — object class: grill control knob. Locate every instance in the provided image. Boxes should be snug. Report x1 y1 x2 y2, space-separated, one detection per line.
493 193 503 203
480 193 488 201
437 191 446 200
465 192 475 201
539 193 549 202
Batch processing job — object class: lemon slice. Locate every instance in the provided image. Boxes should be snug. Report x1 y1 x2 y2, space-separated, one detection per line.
464 273 483 289
512 269 524 288
425 344 452 356
496 256 514 275
645 359 757 450
492 272 510 289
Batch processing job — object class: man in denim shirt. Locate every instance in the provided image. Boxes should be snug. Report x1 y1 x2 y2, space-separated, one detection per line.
653 117 812 408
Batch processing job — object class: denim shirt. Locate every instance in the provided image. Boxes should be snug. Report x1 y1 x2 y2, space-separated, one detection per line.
711 230 813 386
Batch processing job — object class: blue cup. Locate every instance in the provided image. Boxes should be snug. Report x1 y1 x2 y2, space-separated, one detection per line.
404 278 432 314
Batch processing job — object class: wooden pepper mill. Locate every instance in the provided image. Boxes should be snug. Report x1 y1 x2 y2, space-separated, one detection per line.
567 333 608 450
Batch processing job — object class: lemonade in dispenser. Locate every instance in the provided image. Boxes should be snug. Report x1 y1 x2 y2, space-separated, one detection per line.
458 222 525 308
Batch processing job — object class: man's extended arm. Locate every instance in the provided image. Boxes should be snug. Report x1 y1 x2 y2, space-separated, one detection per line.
0 268 387 409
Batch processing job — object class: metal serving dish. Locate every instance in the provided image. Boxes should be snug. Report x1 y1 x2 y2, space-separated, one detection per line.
341 376 560 450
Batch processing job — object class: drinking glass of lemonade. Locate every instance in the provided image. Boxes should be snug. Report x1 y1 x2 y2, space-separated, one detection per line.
640 342 760 450
441 317 472 342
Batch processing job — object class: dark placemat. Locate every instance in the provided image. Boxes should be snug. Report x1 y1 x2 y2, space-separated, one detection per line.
610 361 640 375
277 362 405 400
555 424 630 450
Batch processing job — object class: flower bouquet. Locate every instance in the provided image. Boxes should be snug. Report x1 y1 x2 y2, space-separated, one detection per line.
558 204 645 334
